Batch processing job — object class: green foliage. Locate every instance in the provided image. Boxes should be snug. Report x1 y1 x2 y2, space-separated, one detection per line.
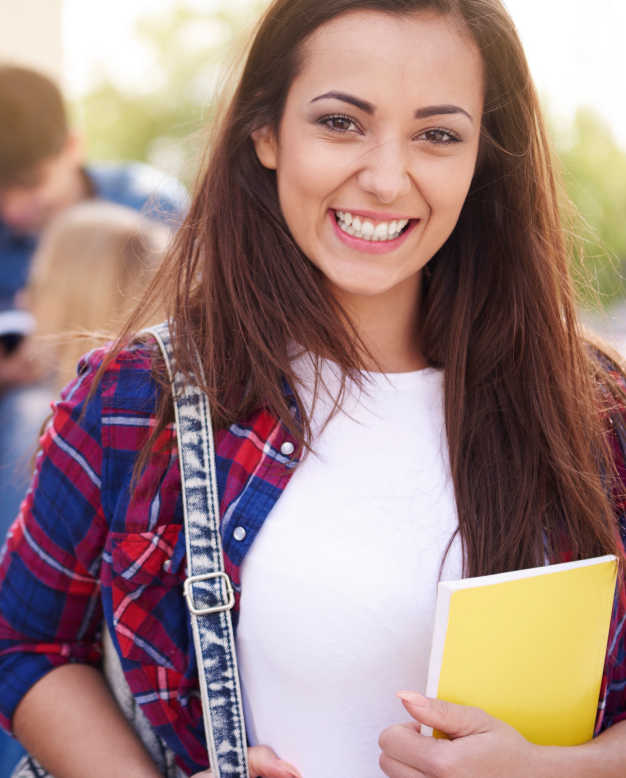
556 109 626 305
79 1 267 187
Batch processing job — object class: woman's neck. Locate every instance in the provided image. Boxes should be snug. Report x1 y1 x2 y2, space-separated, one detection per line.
330 271 427 373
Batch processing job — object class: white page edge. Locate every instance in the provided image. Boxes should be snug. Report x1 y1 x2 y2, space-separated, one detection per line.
422 582 453 737
440 554 617 593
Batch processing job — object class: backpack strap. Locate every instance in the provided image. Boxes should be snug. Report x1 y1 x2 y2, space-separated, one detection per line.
146 322 249 778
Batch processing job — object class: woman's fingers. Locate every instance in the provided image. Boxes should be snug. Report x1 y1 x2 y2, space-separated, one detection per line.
396 691 490 739
379 720 440 775
276 759 303 778
191 746 301 778
396 720 422 734
248 745 302 778
380 751 427 778
381 690 539 778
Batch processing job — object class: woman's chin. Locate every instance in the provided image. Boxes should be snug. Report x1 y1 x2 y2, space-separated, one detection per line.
323 270 409 300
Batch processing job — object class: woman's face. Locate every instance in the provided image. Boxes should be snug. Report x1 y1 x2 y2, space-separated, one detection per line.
253 11 484 302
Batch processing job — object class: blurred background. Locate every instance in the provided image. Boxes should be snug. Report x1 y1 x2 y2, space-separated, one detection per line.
1 0 626 337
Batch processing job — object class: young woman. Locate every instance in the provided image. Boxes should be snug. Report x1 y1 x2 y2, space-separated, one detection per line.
1 1 625 777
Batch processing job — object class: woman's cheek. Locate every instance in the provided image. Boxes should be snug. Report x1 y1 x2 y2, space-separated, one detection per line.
278 149 329 211
417 167 474 233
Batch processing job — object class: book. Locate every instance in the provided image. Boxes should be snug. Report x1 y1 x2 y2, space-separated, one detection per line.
423 554 618 746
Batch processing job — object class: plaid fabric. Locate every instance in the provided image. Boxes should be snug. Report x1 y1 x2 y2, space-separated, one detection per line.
0 339 625 775
595 368 626 735
0 340 299 776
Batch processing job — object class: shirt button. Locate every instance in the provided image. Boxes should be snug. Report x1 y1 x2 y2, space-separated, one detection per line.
280 441 295 456
233 526 247 542
163 559 172 573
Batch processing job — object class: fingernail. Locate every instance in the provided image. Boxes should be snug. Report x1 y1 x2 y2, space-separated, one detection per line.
277 759 303 778
396 690 429 708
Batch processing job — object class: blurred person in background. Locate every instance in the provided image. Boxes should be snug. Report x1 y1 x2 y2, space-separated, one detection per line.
27 201 169 393
0 66 186 534
0 200 169 778
0 66 184 313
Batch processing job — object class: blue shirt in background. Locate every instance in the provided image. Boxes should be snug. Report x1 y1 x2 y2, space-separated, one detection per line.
0 161 187 309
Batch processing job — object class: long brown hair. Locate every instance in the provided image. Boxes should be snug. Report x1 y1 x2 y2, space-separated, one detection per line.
114 0 626 577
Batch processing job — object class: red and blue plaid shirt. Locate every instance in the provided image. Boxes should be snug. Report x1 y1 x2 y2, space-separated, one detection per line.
0 339 626 775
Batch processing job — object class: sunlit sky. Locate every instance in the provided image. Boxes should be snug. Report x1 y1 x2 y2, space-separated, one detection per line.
62 0 626 148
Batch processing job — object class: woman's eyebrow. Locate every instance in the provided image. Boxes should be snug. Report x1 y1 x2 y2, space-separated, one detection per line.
309 91 374 114
309 92 472 123
414 104 473 122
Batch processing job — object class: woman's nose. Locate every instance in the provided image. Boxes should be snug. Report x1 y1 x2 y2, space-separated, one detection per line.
356 141 412 203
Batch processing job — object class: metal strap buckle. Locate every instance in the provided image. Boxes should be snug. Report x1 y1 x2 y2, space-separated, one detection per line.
183 571 235 616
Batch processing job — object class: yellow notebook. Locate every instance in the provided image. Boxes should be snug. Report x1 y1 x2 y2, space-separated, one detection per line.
423 555 618 745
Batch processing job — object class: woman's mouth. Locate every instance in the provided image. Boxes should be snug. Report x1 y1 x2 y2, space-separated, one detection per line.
329 209 417 254
335 210 411 241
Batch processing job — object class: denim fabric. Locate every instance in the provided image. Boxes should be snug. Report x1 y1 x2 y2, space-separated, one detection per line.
0 730 24 778
0 386 50 778
0 385 52 542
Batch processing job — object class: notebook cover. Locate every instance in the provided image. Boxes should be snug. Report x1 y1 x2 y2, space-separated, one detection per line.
426 556 617 745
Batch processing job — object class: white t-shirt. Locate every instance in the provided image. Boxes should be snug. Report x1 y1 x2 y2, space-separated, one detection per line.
235 358 462 778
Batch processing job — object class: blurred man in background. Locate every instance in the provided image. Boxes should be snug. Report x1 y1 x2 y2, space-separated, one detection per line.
0 67 185 295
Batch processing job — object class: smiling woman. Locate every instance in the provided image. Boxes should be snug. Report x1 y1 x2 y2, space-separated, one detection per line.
2 2 626 778
252 12 481 334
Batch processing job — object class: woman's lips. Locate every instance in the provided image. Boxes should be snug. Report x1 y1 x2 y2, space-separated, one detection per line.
329 209 417 254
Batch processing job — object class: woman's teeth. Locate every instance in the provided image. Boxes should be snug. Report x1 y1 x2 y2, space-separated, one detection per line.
335 211 410 241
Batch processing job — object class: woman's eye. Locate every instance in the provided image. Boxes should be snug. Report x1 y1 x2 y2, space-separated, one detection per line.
320 115 358 133
418 128 461 145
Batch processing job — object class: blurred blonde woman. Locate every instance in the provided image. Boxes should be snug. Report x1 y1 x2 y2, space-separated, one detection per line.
28 200 169 391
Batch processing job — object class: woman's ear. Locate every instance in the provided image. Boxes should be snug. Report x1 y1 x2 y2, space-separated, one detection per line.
251 125 278 170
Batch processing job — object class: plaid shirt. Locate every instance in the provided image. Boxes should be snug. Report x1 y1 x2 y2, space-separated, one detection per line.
0 339 625 775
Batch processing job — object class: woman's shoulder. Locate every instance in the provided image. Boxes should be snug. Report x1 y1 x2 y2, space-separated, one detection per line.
586 342 626 414
63 334 163 415
46 334 175 533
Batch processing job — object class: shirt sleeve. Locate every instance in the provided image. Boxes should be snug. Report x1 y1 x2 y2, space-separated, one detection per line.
0 350 109 734
599 364 626 731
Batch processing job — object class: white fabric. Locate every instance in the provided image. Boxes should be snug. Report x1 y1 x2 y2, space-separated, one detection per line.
236 358 462 778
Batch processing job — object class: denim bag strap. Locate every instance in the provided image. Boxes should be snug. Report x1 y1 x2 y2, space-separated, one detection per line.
147 321 250 778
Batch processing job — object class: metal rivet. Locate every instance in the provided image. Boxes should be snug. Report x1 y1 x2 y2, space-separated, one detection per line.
280 441 295 456
233 526 247 542
163 559 172 573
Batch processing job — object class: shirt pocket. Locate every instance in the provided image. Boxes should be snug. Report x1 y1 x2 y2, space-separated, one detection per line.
109 526 188 673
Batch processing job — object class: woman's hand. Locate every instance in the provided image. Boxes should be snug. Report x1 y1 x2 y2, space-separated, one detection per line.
192 745 302 778
379 691 544 778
